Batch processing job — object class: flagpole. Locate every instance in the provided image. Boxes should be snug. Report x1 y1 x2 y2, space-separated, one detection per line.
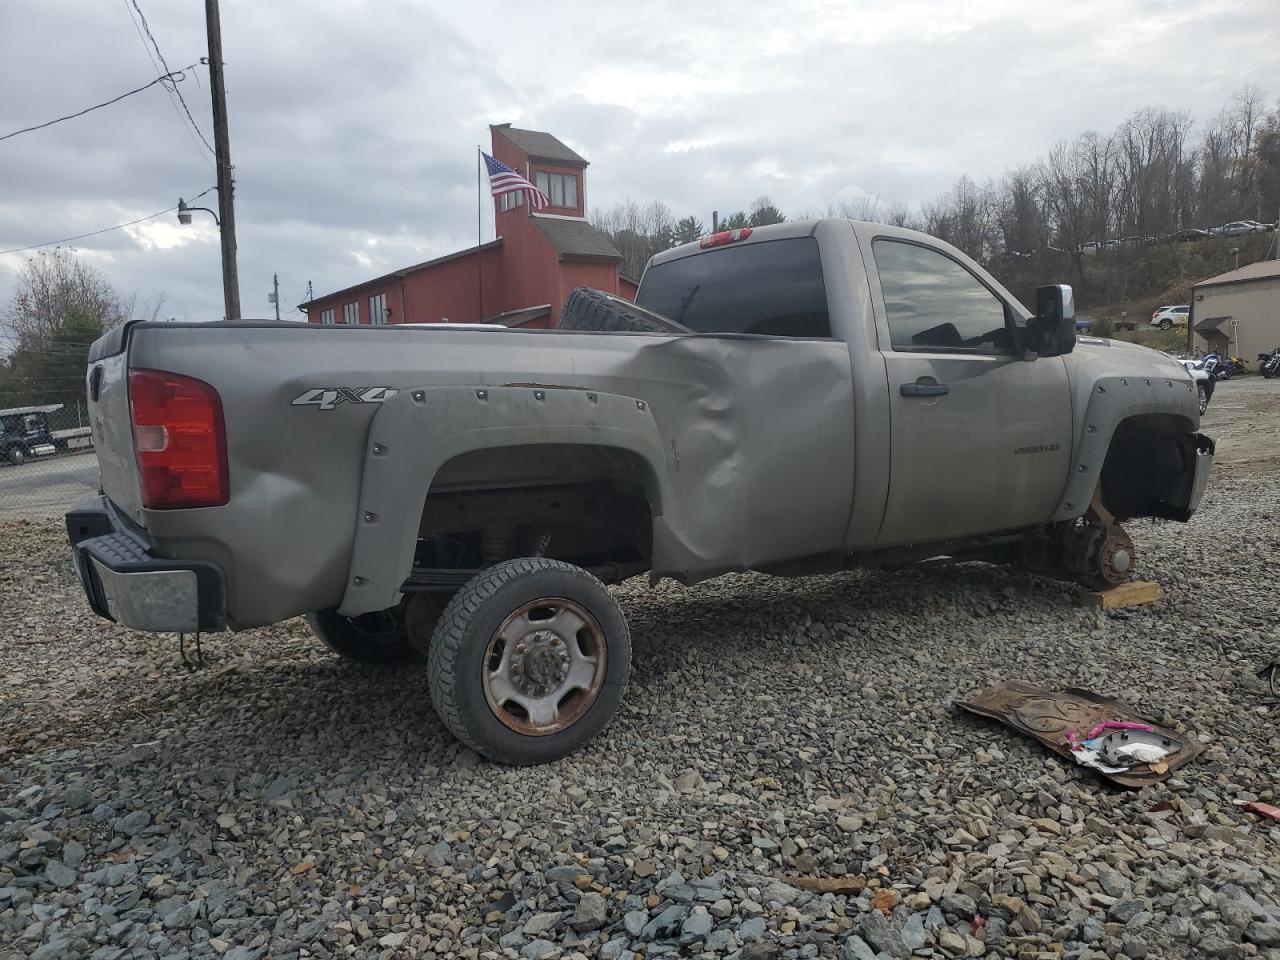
476 146 483 322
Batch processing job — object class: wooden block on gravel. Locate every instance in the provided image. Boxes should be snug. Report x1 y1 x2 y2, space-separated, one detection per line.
1080 580 1162 609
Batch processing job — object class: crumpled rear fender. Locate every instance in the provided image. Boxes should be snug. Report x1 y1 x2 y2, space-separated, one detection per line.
338 385 669 617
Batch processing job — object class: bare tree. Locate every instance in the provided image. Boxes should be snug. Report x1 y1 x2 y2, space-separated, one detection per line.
837 194 884 222
3 248 128 345
747 196 785 226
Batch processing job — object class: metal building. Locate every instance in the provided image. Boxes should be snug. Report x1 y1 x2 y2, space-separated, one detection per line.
1189 259 1280 358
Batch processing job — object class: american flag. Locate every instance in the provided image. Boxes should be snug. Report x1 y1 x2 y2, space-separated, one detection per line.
483 152 549 209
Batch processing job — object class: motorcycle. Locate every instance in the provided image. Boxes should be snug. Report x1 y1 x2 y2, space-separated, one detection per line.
1201 353 1245 381
1259 348 1280 379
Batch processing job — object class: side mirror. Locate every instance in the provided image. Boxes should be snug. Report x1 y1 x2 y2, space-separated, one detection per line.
1030 284 1077 356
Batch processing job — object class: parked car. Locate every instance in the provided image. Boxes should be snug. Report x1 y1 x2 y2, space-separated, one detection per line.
1173 228 1211 242
1079 241 1101 256
1177 359 1215 414
1220 221 1265 237
1151 305 1191 330
65 218 1215 763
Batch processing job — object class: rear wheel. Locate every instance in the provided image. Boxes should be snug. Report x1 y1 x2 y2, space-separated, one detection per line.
6 446 26 466
1197 383 1209 415
1159 318 1172 330
427 558 631 764
306 606 419 664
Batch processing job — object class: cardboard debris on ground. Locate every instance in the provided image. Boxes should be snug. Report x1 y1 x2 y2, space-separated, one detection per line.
1243 801 1280 823
783 875 868 895
956 680 1202 787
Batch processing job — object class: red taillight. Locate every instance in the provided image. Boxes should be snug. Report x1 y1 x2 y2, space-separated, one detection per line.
129 369 228 509
699 227 753 248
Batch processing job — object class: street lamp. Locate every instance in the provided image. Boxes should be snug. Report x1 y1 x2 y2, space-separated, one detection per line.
178 197 220 227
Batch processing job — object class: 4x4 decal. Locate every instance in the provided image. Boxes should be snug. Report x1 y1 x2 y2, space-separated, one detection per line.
291 386 398 411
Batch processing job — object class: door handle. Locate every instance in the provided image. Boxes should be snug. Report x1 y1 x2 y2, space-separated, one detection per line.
901 379 949 397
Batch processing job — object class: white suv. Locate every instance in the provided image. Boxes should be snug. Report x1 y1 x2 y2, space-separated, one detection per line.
1151 305 1190 329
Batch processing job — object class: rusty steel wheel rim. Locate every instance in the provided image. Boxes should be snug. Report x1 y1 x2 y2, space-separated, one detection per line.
482 597 607 736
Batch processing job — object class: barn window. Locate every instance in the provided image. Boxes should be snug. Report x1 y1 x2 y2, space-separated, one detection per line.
535 172 578 209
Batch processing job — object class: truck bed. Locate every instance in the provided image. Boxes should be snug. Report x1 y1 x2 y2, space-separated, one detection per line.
86 320 860 628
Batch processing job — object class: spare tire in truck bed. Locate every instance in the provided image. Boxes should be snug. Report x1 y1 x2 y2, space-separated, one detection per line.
557 287 690 335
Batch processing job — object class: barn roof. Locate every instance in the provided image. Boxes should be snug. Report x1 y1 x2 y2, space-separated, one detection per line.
491 124 588 168
531 215 621 260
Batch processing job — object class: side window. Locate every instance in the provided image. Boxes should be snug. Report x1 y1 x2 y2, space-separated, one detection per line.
872 240 1013 352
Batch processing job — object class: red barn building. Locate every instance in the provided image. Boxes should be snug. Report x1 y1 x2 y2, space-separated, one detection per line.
300 125 636 329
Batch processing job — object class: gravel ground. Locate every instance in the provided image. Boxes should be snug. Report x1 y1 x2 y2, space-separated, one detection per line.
2 381 1279 960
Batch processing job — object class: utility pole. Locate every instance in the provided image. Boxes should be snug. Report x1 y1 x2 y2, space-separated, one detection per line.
271 272 280 321
205 0 241 320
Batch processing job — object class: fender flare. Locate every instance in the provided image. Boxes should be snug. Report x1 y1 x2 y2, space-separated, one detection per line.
1051 374 1200 521
338 385 669 617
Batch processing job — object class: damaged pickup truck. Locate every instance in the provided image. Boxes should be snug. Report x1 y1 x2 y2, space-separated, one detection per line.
67 219 1214 763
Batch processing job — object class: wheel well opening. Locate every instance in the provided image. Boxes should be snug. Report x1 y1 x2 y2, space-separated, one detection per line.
414 444 657 575
1099 414 1196 521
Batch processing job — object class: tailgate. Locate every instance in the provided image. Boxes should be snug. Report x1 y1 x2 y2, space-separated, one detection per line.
86 339 144 523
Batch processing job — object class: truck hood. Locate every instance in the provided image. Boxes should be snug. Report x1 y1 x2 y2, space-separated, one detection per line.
1069 335 1193 382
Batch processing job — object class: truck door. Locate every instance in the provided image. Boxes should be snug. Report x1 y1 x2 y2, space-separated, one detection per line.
866 237 1072 545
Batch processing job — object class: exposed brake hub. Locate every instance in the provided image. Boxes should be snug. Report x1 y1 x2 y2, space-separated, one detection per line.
1057 491 1136 590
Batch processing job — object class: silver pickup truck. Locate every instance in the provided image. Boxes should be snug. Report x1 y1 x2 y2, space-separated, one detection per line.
67 219 1214 763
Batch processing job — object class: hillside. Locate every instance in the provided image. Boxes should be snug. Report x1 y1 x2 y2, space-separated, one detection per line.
988 231 1277 349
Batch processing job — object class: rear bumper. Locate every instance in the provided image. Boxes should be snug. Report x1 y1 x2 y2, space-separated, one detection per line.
66 494 226 632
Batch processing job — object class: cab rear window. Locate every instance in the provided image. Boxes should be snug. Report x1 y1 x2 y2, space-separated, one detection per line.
636 237 831 338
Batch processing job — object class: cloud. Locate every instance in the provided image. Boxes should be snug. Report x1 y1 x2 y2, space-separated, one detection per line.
1 0 1276 320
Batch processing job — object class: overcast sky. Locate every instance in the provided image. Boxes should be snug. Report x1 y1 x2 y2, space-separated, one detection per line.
1 0 1276 322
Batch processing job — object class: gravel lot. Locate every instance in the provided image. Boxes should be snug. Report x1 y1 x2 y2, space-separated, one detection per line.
2 380 1279 960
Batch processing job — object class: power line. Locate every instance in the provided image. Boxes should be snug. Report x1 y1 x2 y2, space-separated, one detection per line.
0 186 214 256
128 0 215 156
121 0 216 169
0 65 198 144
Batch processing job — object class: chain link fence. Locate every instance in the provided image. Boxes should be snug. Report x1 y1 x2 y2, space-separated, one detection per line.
1 332 102 521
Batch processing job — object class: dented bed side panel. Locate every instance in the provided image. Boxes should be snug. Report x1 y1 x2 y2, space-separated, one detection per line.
119 322 859 628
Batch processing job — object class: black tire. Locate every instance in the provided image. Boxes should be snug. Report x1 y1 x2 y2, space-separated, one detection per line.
558 287 690 335
1159 318 1172 330
403 591 447 657
306 606 420 664
1197 383 1209 415
427 558 631 764
6 446 26 466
